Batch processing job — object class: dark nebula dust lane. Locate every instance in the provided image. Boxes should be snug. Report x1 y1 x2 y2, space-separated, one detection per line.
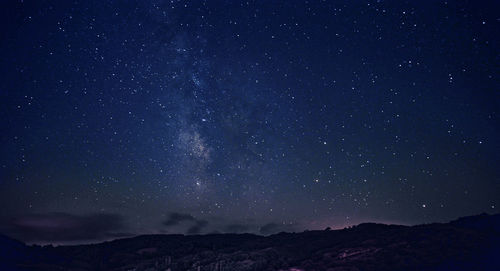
0 0 498 244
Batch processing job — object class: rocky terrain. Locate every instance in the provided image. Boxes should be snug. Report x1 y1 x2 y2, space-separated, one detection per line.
1 213 499 271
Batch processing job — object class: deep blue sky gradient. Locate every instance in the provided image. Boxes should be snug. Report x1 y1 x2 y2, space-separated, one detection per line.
0 0 498 243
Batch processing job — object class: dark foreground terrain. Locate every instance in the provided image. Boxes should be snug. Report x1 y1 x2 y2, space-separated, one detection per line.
1 213 499 271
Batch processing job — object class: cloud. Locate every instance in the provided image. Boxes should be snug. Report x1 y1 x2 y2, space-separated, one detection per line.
162 212 209 234
187 220 208 234
224 224 250 233
162 212 196 227
0 212 130 243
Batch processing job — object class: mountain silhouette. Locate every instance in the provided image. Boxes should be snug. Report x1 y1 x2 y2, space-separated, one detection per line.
1 213 499 270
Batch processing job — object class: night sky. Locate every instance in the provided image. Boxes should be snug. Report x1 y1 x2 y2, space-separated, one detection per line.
0 0 498 244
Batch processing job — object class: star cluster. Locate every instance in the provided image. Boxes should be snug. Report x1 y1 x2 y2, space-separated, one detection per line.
0 0 498 243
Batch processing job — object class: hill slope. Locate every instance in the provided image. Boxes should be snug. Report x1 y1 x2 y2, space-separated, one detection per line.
1 213 499 271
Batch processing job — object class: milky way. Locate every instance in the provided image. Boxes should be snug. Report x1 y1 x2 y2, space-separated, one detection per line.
0 1 498 244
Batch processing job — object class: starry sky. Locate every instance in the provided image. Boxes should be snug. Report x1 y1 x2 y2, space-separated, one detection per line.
0 0 498 244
